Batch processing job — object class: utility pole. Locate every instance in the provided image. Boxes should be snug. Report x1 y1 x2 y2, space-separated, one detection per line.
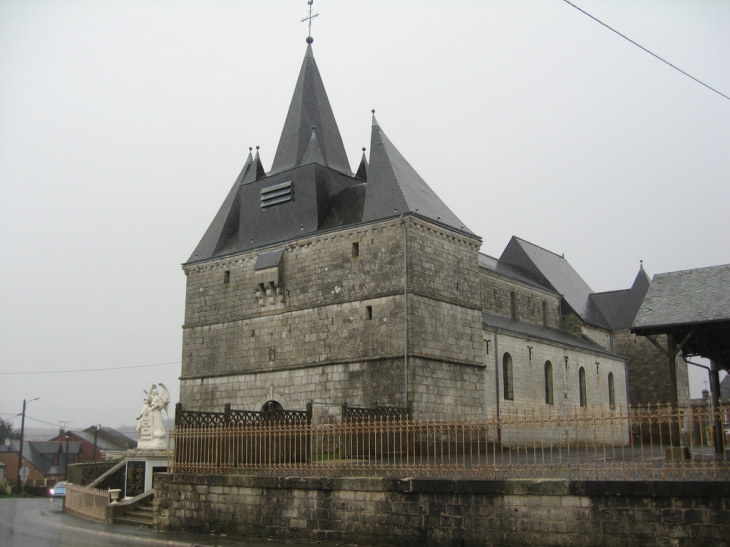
64 433 70 479
16 397 39 495
92 425 100 461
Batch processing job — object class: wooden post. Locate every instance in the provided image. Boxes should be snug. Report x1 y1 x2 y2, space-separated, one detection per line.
710 359 725 454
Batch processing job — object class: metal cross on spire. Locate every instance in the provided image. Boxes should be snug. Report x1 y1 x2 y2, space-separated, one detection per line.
301 0 319 43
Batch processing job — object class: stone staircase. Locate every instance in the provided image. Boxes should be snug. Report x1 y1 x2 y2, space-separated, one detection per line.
114 497 154 528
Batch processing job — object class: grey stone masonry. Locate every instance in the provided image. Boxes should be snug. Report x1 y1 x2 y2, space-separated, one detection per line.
479 269 562 329
155 474 730 547
181 216 488 414
613 331 691 406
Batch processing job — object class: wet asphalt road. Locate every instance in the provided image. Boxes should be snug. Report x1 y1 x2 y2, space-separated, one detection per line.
0 498 342 547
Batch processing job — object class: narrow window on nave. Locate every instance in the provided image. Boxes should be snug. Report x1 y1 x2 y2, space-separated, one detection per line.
545 361 553 404
608 372 615 409
579 367 587 407
510 292 516 319
542 301 547 326
503 353 514 400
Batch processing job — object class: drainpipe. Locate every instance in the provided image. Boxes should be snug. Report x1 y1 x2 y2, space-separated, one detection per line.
623 358 631 407
494 328 501 443
400 214 408 410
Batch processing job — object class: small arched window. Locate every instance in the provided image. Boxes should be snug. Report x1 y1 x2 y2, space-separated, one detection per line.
261 400 283 412
608 372 615 409
510 292 516 319
503 353 514 400
545 361 553 404
579 367 587 407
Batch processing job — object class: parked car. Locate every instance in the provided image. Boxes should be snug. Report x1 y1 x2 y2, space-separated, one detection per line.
50 481 67 498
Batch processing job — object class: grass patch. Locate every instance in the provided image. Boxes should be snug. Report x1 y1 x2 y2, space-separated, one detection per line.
310 453 341 462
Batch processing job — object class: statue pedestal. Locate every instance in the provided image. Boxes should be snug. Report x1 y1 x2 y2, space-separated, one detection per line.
123 449 168 499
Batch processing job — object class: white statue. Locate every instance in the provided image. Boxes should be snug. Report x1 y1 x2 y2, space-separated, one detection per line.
136 383 170 450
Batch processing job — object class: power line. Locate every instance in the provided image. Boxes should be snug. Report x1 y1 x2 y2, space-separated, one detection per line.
25 415 62 428
0 360 181 376
562 0 730 102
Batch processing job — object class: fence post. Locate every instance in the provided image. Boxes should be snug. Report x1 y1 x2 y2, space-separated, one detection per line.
224 403 231 426
174 402 182 427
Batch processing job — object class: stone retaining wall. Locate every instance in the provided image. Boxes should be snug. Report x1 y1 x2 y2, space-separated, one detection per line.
154 474 730 547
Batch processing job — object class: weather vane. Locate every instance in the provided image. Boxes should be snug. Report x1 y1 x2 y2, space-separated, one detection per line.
301 0 319 42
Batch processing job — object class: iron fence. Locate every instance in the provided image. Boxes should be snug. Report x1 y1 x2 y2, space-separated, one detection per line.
64 483 110 521
170 403 729 481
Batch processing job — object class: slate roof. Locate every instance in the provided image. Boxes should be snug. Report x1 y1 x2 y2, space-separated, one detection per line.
499 237 610 329
631 264 730 365
362 115 473 234
478 253 555 292
633 264 730 329
270 44 351 176
187 44 475 265
0 440 81 477
55 427 137 451
84 426 137 450
482 311 623 359
591 265 650 330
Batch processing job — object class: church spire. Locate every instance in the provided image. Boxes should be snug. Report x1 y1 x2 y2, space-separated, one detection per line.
269 44 351 175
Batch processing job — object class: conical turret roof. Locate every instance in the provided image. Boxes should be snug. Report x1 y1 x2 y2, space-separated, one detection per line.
363 115 472 234
270 44 351 175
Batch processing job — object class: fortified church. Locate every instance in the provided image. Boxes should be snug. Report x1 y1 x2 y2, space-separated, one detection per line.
178 35 688 419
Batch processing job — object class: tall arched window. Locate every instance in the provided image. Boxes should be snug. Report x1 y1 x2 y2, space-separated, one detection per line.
579 367 587 407
544 361 553 404
608 372 615 409
510 292 516 319
503 353 514 400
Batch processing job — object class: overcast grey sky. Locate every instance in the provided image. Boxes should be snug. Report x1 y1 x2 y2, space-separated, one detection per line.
1 0 728 432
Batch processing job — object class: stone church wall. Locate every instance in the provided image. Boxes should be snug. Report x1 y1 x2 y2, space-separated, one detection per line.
478 270 562 329
181 217 496 415
180 358 406 413
613 331 691 406
484 330 628 413
407 218 481 309
181 221 409 380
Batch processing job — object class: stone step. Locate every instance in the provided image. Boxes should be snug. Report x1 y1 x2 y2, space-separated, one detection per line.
123 511 153 522
116 515 153 527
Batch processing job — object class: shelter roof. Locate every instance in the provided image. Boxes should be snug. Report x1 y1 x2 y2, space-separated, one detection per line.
499 237 610 329
632 264 730 365
633 264 730 328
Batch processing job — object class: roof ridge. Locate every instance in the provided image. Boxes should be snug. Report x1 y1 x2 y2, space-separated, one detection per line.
513 236 565 259
478 251 499 260
591 288 631 296
654 263 730 278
